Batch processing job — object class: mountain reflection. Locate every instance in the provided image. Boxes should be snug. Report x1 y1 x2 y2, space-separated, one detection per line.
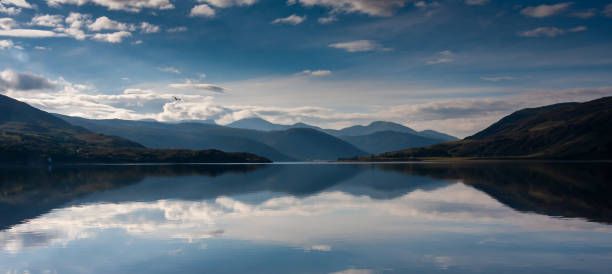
1 162 612 273
1 162 611 231
372 162 612 223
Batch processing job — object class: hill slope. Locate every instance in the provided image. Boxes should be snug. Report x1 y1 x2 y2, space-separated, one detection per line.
359 96 612 160
0 95 270 164
340 130 449 154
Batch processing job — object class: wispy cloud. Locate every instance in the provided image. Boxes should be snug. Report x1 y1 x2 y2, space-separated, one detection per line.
480 76 517 82
271 14 306 25
167 26 187 33
465 0 488 6
0 28 62 38
329 40 389 52
158 66 181 74
426 50 454 65
521 2 573 18
296 70 332 76
169 80 226 93
46 0 174 12
518 26 586 38
287 0 411 17
0 39 21 50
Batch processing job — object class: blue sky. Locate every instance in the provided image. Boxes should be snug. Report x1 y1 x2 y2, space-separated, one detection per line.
1 0 612 136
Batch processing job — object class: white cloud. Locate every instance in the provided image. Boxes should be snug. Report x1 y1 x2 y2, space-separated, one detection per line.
34 45 49 50
158 66 180 74
0 0 32 9
465 0 488 5
309 245 332 251
317 15 336 24
271 14 306 25
0 3 21 15
0 39 19 49
0 28 62 38
518 27 563 37
58 12 92 40
167 26 187 32
329 40 388 52
297 69 332 76
88 16 133 31
426 50 454 64
480 76 517 82
197 0 257 8
3 70 612 138
169 80 226 93
190 4 215 17
30 14 64 28
330 269 374 274
288 0 411 16
91 31 131 43
518 26 586 38
139 22 160 33
0 17 16 29
521 2 573 18
46 0 174 12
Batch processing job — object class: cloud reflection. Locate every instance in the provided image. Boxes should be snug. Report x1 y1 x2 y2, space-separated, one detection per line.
1 184 610 253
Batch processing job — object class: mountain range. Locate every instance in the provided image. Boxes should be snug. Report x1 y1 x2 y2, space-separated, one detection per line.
3 93 454 162
0 95 269 164
58 113 456 160
359 96 612 160
3 93 610 162
225 117 458 154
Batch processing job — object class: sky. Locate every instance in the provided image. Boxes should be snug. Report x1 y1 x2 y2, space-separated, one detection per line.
0 0 612 137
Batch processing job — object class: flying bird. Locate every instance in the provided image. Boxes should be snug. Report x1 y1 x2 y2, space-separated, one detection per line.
173 96 182 101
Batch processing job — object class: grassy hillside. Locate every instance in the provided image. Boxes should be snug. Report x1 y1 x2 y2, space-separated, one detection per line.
351 96 612 160
0 95 270 164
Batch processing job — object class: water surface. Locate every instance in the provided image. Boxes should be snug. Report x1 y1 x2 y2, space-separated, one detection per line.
1 162 611 273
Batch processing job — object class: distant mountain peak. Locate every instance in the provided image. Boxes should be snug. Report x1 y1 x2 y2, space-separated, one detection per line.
227 117 286 131
368 121 405 127
334 120 417 136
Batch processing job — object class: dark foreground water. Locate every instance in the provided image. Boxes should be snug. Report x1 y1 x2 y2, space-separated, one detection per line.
0 162 611 274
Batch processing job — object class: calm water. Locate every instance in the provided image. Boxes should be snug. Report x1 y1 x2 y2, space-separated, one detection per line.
1 162 611 274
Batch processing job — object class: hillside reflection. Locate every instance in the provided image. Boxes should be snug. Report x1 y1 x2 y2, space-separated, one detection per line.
1 162 611 231
1 163 612 273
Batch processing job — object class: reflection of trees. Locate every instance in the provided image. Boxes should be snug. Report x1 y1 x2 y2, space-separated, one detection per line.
374 162 612 224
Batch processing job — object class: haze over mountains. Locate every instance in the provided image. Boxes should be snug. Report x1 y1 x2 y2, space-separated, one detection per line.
362 96 612 160
225 117 458 154
59 115 457 160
